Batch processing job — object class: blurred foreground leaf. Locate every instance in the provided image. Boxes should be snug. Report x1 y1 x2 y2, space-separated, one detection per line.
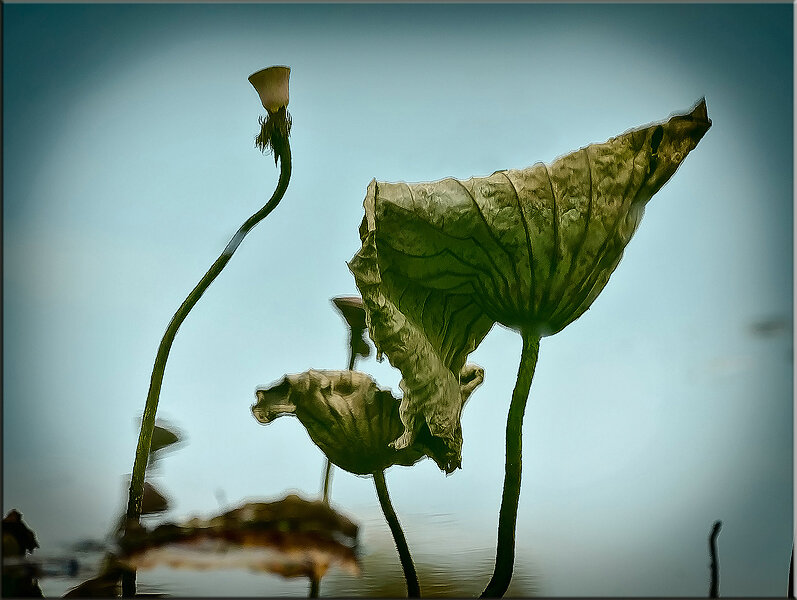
2 510 43 597
3 510 39 556
118 494 360 580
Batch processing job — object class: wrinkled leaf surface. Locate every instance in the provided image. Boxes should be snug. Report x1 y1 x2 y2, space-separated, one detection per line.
348 101 711 472
252 367 483 474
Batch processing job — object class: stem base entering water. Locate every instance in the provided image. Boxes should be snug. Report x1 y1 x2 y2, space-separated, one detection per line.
373 469 420 598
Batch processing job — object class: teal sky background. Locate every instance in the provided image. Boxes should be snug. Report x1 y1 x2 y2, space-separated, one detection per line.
3 3 793 597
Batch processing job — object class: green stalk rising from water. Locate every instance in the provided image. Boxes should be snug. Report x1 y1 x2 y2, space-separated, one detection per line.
122 100 291 596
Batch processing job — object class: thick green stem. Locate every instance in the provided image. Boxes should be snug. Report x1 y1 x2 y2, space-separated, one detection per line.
373 469 420 598
121 144 292 596
481 332 540 598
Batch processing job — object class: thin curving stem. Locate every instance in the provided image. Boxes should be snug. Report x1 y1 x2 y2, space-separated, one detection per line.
709 520 722 598
481 332 540 598
121 143 292 597
373 469 420 598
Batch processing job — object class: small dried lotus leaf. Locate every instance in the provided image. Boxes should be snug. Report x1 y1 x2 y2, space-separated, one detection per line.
331 296 367 331
348 100 711 472
331 296 371 359
252 367 483 474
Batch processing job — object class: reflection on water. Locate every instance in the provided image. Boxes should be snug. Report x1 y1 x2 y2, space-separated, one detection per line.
20 547 105 598
320 512 539 598
36 510 540 597
17 416 540 597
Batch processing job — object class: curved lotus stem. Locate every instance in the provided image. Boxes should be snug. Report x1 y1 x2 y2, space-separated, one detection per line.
373 469 420 598
126 137 291 523
123 70 293 585
481 333 539 598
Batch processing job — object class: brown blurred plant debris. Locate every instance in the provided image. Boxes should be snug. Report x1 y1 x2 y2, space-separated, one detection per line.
3 509 43 597
3 509 39 556
117 494 360 580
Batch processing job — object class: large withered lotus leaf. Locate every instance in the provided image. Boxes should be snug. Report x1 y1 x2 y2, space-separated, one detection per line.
252 366 483 474
348 100 711 472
